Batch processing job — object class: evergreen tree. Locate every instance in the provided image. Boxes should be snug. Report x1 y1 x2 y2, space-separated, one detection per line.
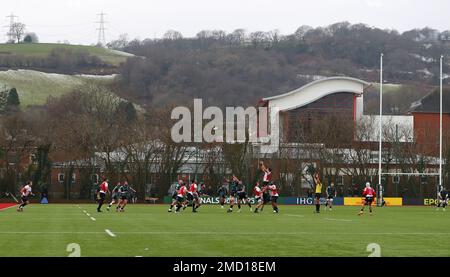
7 88 20 106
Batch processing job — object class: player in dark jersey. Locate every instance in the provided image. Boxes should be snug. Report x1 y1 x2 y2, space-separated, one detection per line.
116 180 136 212
236 181 252 212
227 175 239 213
107 181 121 212
436 187 449 211
217 180 228 209
168 180 183 212
325 182 337 211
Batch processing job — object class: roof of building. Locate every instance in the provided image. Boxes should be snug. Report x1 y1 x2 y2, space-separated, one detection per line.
261 76 370 112
409 88 450 114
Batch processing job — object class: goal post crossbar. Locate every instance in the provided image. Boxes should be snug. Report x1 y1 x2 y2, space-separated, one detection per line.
380 173 440 176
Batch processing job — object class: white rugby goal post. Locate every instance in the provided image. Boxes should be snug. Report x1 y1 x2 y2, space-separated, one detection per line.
377 54 445 207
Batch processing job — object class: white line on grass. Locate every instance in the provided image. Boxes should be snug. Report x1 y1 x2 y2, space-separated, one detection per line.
86 213 91 216
324 218 353 222
83 210 87 213
1 231 450 236
284 214 305 218
105 229 116 237
90 217 96 221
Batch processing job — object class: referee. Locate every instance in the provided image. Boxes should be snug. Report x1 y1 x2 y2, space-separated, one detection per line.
313 173 322 213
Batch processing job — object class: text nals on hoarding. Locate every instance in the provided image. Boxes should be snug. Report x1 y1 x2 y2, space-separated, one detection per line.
171 99 280 153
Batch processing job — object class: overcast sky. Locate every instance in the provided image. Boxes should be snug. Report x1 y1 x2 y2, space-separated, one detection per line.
2 0 449 45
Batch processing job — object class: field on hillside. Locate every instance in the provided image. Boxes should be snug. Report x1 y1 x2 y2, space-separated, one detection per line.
0 43 132 66
0 69 116 107
0 204 449 257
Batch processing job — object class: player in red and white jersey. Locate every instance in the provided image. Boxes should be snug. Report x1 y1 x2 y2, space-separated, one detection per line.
252 182 263 213
188 180 201 213
175 182 188 213
17 180 34 212
267 182 280 213
259 161 272 212
97 176 110 212
358 182 376 216
260 161 272 185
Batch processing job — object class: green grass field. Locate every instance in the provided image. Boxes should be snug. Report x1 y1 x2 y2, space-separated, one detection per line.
0 69 116 107
0 204 449 257
0 43 132 66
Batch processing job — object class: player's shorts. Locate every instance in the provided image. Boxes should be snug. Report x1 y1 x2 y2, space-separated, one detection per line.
98 192 106 201
112 193 119 200
120 195 128 200
187 193 194 201
21 196 29 202
263 193 270 204
327 196 334 201
192 192 199 201
255 196 262 203
315 193 321 199
176 196 185 203
365 196 374 204
171 192 177 200
270 196 278 203
238 192 247 200
230 191 237 198
219 192 226 198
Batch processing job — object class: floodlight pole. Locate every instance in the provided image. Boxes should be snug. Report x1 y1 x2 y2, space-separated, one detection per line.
439 55 443 197
378 53 383 207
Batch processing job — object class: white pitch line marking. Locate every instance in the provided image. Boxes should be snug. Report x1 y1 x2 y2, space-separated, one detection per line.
324 218 353 222
83 210 87 213
90 217 96 221
135 256 143 257
105 229 116 237
0 231 450 236
86 213 91 216
284 214 305 218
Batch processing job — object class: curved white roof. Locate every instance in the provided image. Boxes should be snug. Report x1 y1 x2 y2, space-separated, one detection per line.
263 76 370 112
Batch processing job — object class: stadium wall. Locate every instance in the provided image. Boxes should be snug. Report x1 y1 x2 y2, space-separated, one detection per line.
163 196 443 206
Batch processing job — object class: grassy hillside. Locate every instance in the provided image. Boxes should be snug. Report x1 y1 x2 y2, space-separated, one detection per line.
0 69 116 107
0 43 133 66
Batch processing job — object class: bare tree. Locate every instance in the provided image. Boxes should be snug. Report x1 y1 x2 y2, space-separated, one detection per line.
10 22 26 43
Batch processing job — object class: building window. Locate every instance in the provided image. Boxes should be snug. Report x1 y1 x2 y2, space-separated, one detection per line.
58 173 65 183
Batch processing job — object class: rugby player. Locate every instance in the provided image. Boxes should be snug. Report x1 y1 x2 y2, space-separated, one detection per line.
358 182 376 216
175 182 188 213
217 179 228 209
227 175 239 213
314 173 322 213
259 161 272 212
188 180 201 213
107 181 121 212
252 182 263 213
267 182 280 213
17 180 34 212
116 180 136 212
436 187 449 211
236 180 252 212
325 182 337 211
97 176 110 212
168 180 182 212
